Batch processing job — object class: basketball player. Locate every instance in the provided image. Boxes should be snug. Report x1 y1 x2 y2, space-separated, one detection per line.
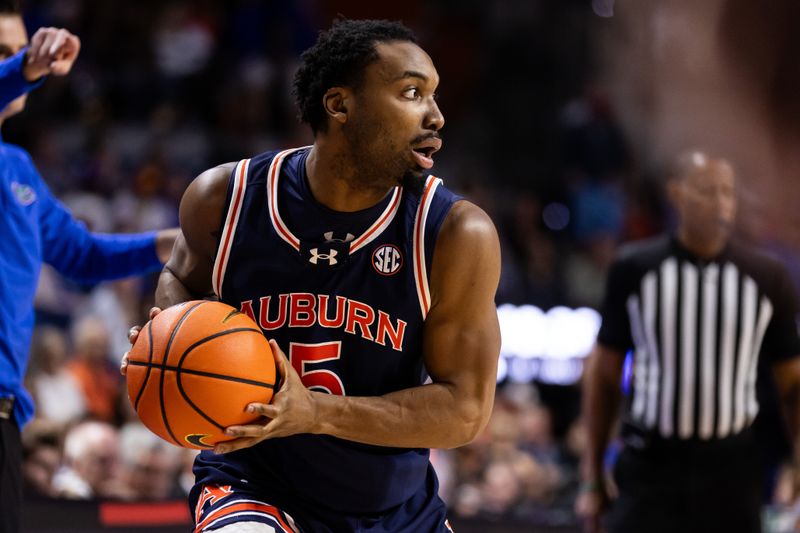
124 19 501 533
0 3 178 530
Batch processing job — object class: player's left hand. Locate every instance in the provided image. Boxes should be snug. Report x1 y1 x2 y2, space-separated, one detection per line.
214 339 319 454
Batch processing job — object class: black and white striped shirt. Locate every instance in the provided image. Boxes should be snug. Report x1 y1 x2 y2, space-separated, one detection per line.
597 235 800 440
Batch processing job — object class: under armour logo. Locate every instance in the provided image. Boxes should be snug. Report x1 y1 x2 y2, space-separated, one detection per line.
324 232 355 244
309 248 338 265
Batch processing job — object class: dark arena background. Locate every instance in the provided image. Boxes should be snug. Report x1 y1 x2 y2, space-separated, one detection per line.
11 0 800 531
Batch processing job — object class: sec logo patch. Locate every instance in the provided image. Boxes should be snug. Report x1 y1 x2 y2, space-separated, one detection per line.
372 245 403 275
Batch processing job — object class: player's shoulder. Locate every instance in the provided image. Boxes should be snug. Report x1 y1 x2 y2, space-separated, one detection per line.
187 146 308 206
244 146 310 184
180 163 237 237
190 162 238 200
436 199 499 257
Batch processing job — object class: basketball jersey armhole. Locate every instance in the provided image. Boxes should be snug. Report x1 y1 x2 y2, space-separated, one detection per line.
212 159 251 299
412 176 442 320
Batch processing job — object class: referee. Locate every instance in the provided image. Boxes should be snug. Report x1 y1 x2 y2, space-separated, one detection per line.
575 151 800 533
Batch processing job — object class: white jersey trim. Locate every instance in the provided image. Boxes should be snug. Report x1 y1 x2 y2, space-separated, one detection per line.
412 176 441 319
212 158 250 298
349 187 402 254
266 146 403 255
267 148 307 251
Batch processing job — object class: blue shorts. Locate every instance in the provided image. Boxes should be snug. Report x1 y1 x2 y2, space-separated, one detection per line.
191 478 454 533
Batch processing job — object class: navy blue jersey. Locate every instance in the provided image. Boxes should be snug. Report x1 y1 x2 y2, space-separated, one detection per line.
193 147 460 515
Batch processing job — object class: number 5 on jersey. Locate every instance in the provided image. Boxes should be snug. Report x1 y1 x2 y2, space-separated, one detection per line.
288 342 345 396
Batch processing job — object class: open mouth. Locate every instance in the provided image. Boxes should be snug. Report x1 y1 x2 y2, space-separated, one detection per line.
411 138 442 170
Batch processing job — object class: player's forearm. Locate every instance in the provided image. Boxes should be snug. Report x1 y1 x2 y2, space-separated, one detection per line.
311 382 489 449
581 351 622 481
155 266 200 308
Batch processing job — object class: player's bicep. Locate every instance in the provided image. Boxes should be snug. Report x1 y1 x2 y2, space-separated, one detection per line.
422 301 500 403
422 202 501 426
166 164 235 295
163 231 214 296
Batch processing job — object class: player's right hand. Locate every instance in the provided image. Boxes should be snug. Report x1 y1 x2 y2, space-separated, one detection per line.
120 307 161 376
575 480 610 533
23 27 81 81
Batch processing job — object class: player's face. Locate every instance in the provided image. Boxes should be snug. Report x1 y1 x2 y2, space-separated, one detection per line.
344 41 444 192
0 15 29 120
674 160 737 244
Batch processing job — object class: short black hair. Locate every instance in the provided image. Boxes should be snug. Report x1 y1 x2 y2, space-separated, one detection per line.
292 19 417 135
0 0 20 15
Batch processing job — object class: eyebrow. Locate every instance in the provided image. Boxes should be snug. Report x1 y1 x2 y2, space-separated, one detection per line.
392 70 429 82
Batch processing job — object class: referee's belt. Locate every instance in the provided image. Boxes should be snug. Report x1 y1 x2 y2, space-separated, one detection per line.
0 396 14 420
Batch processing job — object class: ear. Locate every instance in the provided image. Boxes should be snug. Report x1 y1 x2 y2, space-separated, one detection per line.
322 87 350 126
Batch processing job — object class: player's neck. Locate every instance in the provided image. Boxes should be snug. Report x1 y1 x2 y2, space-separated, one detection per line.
305 143 393 213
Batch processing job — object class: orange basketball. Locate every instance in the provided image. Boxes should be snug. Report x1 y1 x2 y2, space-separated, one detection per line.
126 300 276 449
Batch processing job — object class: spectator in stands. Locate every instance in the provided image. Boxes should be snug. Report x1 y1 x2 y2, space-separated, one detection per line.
118 422 183 501
52 421 124 499
25 326 85 425
20 419 62 499
66 317 120 424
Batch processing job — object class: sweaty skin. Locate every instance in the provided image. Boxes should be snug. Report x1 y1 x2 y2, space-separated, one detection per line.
125 40 501 453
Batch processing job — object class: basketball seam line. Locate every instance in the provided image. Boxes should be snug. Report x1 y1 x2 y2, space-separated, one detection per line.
175 327 273 432
160 301 206 445
133 321 154 411
128 359 275 388
222 309 242 323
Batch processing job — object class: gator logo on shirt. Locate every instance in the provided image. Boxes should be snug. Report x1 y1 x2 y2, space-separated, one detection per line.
11 182 36 206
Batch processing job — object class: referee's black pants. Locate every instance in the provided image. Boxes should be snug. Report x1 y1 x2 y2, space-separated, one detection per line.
0 417 22 533
607 428 762 533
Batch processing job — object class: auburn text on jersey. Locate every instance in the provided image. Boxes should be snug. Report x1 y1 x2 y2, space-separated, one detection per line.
239 293 408 351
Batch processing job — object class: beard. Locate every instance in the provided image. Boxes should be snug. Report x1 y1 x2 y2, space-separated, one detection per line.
343 115 415 192
400 171 426 196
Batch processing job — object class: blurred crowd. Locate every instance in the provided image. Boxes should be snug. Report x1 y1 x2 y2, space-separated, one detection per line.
433 384 585 526
8 0 714 526
22 314 587 526
23 318 197 502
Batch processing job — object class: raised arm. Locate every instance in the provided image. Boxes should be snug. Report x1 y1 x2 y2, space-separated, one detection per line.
219 200 502 452
0 27 80 109
155 163 234 307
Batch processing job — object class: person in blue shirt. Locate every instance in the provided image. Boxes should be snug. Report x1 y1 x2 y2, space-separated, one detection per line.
0 3 177 530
